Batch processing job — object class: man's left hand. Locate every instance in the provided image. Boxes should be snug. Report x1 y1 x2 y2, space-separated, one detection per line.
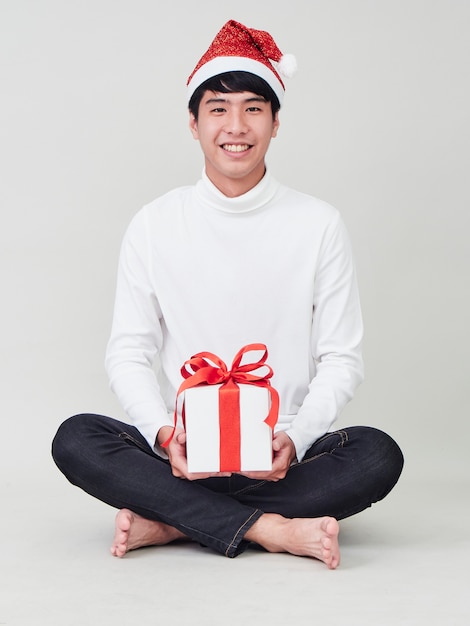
239 431 297 482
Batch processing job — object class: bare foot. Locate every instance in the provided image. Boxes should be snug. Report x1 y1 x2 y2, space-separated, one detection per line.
246 514 340 569
110 509 187 557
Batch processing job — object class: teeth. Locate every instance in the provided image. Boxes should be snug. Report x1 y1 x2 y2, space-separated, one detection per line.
223 144 250 152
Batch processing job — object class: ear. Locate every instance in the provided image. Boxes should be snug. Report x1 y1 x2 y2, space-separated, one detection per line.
271 111 280 138
189 112 199 139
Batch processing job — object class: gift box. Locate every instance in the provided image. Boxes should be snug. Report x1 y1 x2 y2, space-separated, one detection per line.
163 343 279 473
184 383 273 473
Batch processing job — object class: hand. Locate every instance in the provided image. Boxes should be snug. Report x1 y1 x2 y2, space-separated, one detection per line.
157 426 231 481
239 431 297 482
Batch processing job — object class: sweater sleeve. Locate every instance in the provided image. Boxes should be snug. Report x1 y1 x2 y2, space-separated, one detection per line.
285 213 364 461
105 210 172 455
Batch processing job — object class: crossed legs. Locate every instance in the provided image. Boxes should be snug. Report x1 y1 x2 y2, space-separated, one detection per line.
52 414 403 568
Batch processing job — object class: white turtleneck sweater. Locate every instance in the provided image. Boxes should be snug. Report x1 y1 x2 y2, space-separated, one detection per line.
105 170 364 462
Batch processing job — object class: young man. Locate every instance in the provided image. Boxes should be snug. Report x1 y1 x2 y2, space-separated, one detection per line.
52 20 403 569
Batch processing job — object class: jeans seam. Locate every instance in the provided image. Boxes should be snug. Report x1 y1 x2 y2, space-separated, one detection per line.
297 429 349 466
231 481 268 496
224 509 261 557
118 432 155 456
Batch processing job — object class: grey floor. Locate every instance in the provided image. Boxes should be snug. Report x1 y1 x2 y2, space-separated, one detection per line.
1 461 468 625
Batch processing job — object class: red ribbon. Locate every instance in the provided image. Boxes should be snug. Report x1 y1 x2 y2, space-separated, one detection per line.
162 343 279 472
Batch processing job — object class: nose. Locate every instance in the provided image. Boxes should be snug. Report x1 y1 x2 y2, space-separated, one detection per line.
224 109 248 135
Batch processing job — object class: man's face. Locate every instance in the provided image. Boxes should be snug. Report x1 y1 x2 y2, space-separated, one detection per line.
189 91 280 197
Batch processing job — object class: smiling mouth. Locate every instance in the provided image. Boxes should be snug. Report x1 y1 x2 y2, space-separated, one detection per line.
221 144 252 153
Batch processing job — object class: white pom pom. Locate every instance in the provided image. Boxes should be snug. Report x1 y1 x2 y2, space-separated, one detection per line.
277 53 298 79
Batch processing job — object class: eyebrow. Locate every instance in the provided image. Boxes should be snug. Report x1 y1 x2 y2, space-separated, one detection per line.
203 96 267 106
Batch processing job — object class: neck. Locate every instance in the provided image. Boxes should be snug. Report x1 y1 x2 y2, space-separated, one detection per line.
205 165 266 198
198 169 278 214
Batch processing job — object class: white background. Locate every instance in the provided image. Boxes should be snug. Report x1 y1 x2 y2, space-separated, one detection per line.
1 0 469 485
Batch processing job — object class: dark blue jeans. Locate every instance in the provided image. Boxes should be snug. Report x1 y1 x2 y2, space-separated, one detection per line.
51 414 403 557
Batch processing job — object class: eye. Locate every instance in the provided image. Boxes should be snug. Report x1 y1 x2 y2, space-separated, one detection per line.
211 107 226 114
246 106 262 112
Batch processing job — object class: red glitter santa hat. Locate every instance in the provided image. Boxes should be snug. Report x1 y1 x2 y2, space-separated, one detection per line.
187 20 297 105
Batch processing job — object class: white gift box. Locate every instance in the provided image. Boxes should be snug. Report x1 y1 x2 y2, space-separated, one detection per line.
184 383 273 473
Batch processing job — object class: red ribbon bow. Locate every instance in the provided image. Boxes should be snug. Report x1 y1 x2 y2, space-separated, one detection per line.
163 343 279 472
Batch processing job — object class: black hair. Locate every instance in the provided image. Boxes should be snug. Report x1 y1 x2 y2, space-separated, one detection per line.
188 71 281 121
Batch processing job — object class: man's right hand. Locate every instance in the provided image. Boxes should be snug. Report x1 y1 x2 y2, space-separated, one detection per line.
157 426 231 481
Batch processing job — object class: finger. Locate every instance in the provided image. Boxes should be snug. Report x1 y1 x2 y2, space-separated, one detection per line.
188 471 232 480
239 471 271 480
175 432 187 444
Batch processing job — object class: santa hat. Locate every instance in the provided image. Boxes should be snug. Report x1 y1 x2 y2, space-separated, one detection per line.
187 20 297 105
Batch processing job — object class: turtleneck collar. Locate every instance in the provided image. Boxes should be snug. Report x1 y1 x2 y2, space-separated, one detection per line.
195 169 280 214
